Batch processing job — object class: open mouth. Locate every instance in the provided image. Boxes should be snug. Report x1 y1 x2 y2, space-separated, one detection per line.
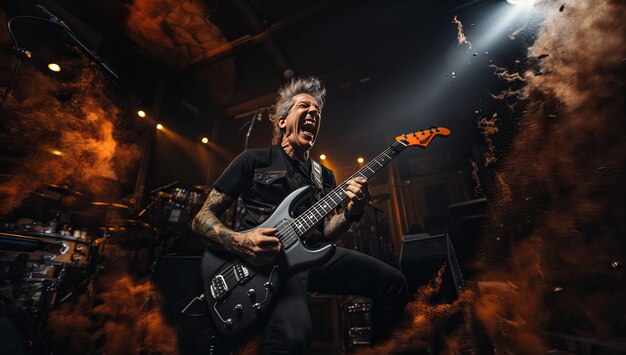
300 118 316 140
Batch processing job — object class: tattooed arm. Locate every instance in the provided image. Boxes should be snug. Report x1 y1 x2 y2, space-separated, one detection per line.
323 209 352 241
323 177 369 241
192 189 281 266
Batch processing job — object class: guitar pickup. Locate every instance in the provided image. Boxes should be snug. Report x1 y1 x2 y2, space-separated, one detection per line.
233 262 250 283
210 275 228 300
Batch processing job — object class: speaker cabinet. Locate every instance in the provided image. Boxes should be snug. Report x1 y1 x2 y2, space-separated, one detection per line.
399 234 464 302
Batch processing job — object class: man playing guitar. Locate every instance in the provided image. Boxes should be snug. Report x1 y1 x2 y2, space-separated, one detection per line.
192 77 408 353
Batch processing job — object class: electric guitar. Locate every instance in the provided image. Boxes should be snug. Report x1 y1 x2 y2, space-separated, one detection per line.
201 127 451 338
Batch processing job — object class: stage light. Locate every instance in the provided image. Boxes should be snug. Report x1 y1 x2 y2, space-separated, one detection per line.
357 157 364 164
137 110 146 118
201 137 209 144
48 63 61 72
50 149 63 156
156 123 163 130
506 0 535 6
320 154 326 160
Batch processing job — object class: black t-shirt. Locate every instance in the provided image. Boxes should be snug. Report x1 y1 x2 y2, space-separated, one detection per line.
214 146 337 230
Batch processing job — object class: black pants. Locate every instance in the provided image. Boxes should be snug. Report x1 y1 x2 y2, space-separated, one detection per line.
262 247 408 354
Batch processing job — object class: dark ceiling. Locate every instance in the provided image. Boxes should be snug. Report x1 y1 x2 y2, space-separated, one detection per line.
3 0 524 186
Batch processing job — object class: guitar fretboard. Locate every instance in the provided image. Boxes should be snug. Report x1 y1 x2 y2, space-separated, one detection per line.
278 140 408 248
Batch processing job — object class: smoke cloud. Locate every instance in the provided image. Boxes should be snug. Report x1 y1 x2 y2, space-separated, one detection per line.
364 0 626 353
0 11 145 216
47 245 178 354
475 0 626 351
125 0 236 105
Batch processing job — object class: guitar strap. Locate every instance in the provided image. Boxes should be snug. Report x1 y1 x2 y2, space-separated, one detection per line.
311 159 324 200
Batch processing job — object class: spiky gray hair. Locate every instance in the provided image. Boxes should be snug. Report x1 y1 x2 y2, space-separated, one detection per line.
269 77 326 145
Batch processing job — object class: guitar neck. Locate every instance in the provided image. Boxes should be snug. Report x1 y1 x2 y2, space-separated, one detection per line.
289 140 408 235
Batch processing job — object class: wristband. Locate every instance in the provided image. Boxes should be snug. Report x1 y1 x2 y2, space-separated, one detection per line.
344 207 364 223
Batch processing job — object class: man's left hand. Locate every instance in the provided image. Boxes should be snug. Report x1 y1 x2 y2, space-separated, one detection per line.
344 177 369 215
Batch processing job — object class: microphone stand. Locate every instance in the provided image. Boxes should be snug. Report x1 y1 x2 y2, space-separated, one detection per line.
35 5 119 80
0 14 48 115
244 108 262 150
0 6 119 116
0 46 30 114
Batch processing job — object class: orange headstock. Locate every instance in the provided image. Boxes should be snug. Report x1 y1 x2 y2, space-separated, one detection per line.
395 127 451 148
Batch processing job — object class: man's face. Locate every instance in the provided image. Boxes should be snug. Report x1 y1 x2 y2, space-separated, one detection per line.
278 93 321 149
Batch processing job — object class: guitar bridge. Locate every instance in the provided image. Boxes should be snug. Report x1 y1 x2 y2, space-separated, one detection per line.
210 274 228 300
233 261 250 283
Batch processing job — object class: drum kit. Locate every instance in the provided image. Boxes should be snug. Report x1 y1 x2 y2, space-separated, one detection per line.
0 182 209 352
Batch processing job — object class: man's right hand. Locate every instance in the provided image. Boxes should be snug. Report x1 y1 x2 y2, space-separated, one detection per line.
236 227 281 266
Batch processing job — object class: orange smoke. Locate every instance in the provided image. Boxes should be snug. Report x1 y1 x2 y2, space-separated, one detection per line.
452 15 472 49
0 12 144 215
124 0 236 105
47 245 178 354
365 0 626 353
477 113 499 167
125 0 229 69
358 266 485 354
473 0 626 352
489 64 526 82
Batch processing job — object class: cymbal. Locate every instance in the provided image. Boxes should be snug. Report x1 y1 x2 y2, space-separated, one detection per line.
47 184 90 199
30 191 58 201
90 201 130 210
370 193 391 204
192 185 211 192
155 191 172 199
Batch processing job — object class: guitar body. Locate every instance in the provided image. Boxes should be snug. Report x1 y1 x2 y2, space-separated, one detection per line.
201 186 336 338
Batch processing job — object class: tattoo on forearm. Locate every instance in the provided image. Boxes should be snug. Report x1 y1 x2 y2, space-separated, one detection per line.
192 190 243 253
323 208 351 241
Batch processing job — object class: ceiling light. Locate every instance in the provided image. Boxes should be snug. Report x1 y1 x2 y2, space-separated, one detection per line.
50 149 63 156
320 154 326 160
156 124 163 130
357 157 364 164
505 0 536 6
201 137 209 144
137 110 146 118
48 63 61 72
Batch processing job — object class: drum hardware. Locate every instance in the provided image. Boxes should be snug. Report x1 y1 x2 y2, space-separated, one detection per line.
180 293 207 316
138 191 170 217
0 231 66 254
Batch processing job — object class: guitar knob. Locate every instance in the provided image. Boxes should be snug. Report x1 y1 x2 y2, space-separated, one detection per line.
247 289 256 298
224 318 233 327
234 304 242 313
264 282 274 291
252 303 262 313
